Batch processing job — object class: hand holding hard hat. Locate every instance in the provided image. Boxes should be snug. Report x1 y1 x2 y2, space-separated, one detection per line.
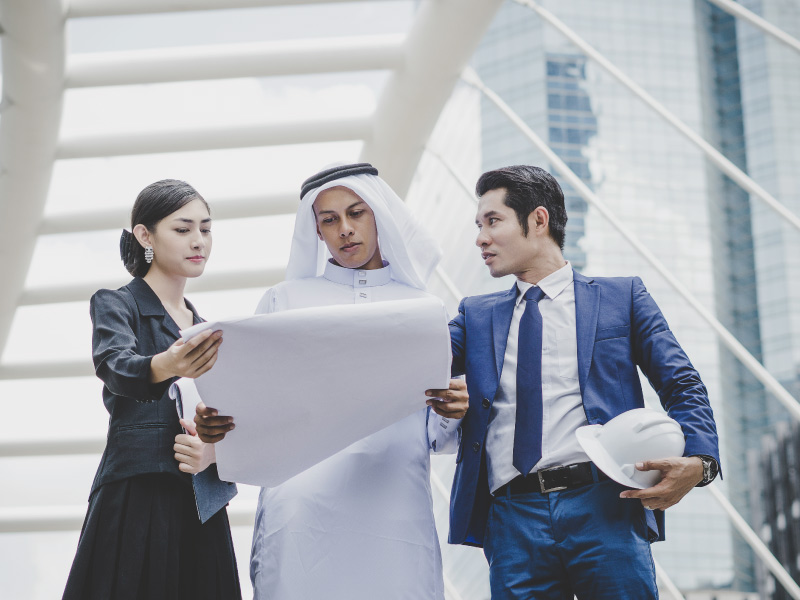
575 408 685 489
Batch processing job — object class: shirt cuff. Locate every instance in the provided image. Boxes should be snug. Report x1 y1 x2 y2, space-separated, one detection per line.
437 415 463 435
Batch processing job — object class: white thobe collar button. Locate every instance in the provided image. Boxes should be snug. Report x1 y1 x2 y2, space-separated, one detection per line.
323 259 392 288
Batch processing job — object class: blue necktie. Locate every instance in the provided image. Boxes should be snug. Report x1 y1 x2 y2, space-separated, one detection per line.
513 286 546 476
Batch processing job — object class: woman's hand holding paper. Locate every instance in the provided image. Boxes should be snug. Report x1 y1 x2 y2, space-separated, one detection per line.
174 417 216 474
150 329 223 383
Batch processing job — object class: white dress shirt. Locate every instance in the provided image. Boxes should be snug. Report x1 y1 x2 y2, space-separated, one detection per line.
485 262 590 493
250 260 459 600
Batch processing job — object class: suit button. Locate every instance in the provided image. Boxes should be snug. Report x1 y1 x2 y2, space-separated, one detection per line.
472 442 481 452
482 397 490 408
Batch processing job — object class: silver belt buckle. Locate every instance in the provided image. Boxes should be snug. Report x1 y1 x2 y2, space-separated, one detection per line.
537 466 568 494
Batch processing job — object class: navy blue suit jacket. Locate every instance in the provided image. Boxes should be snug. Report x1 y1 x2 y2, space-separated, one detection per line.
448 271 720 547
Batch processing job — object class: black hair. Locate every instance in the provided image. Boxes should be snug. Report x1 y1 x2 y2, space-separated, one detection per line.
475 165 567 251
121 179 209 277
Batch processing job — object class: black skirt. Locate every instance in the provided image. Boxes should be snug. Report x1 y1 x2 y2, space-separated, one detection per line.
62 473 241 600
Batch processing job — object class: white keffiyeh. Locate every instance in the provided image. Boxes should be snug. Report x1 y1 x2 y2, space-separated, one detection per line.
285 168 442 291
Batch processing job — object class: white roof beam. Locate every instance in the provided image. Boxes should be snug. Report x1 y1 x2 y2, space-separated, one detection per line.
1 268 286 380
40 191 298 235
360 0 504 197
0 0 66 358
57 116 372 159
66 35 405 88
0 503 256 533
0 360 94 380
18 266 286 307
0 437 104 457
68 0 365 19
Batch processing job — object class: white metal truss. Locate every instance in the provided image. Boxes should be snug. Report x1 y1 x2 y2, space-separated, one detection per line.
0 9 505 600
57 116 371 159
512 0 800 234
40 191 298 235
0 3 503 598
0 0 503 359
360 0 505 197
67 0 367 19
65 34 405 87
707 0 800 55
0 0 66 370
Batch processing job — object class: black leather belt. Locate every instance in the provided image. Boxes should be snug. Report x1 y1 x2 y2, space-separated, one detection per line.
494 462 608 496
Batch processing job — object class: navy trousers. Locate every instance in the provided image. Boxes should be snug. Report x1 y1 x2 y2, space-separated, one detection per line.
483 478 658 600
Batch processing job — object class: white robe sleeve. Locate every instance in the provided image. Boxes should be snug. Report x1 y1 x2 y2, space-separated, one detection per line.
426 407 462 455
424 304 462 454
255 286 278 315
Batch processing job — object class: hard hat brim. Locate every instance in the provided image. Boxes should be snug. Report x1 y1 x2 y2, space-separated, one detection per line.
575 424 653 490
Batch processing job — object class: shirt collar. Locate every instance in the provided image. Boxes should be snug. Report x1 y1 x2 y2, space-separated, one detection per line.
323 259 393 288
515 261 573 306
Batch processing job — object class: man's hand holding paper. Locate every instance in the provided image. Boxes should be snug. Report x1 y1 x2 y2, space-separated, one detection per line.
426 378 469 418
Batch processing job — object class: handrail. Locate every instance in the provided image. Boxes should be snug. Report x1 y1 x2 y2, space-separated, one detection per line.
706 485 800 599
655 561 688 600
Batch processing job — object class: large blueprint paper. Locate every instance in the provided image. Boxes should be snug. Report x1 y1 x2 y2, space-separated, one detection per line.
181 297 451 488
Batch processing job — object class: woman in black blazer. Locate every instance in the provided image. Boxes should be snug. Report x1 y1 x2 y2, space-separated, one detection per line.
62 180 241 600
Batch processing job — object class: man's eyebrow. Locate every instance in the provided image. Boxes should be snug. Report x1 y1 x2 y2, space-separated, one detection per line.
475 210 500 224
317 201 367 215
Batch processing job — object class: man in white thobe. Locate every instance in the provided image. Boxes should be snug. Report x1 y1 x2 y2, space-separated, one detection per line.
196 163 467 600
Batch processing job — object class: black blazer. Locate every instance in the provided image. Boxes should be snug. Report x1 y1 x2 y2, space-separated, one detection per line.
89 277 201 496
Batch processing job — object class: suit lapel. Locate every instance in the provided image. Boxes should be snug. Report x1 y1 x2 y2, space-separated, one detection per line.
159 311 182 340
491 284 518 380
127 277 182 340
573 271 599 394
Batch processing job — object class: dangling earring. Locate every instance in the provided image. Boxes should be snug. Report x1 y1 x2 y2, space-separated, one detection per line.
145 247 154 263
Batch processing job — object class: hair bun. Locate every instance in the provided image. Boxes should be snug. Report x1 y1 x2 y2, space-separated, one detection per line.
119 229 137 274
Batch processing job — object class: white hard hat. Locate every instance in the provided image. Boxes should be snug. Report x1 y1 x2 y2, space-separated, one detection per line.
575 408 685 489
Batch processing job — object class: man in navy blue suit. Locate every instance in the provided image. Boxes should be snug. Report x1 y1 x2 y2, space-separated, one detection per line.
448 165 720 599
